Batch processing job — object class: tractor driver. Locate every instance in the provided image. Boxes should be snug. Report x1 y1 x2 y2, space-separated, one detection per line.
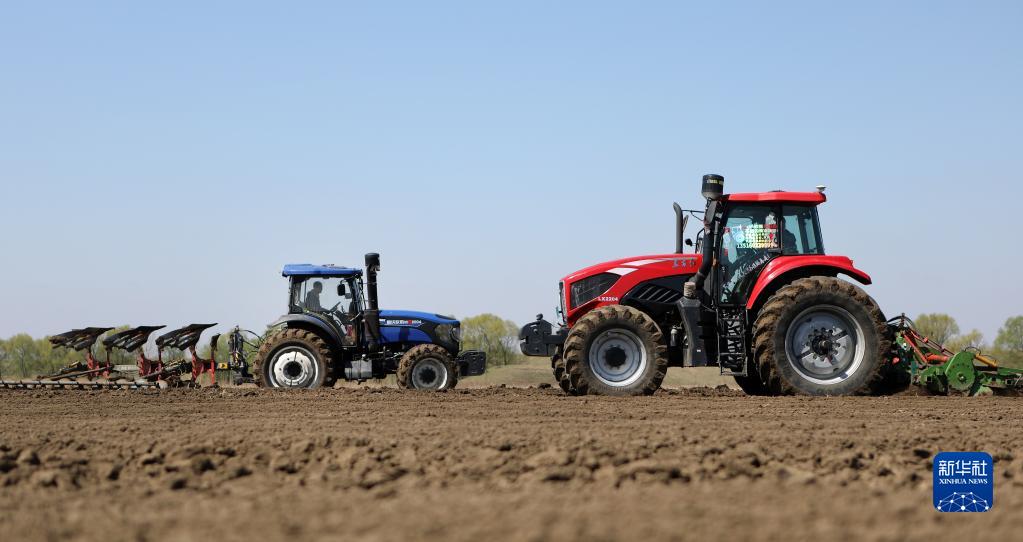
305 281 324 312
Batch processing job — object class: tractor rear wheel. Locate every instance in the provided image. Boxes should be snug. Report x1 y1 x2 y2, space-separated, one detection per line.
254 329 333 389
563 305 668 396
752 277 889 396
732 368 768 396
397 344 458 391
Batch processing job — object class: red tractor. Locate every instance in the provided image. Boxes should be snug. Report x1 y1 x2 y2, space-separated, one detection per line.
520 174 898 396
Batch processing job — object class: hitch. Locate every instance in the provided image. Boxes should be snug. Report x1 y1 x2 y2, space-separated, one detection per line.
519 315 567 357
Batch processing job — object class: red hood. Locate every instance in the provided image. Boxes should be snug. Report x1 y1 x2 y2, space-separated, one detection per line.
562 253 701 283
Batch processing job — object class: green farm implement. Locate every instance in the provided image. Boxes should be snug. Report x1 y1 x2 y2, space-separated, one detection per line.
891 316 1023 396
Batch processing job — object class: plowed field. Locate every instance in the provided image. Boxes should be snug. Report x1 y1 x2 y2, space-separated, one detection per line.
1 387 1020 541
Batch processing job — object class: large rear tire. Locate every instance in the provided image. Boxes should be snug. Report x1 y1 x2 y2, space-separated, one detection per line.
733 369 768 396
563 305 668 396
397 344 458 391
752 277 889 396
254 329 333 389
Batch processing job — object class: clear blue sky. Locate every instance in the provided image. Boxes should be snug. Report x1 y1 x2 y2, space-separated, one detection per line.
1 1 1020 342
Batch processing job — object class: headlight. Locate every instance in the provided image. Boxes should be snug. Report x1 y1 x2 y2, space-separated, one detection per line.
558 281 567 321
436 324 458 344
569 273 618 309
451 325 461 343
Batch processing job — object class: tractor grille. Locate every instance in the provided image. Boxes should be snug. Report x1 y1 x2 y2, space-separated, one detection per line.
631 284 683 304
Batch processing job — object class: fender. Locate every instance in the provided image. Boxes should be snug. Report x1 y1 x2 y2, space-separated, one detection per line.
269 314 345 346
745 255 872 310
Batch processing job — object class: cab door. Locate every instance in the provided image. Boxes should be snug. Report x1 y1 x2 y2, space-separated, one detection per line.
716 204 781 305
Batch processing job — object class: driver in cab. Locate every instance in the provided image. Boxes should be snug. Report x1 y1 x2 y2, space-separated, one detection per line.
305 281 324 312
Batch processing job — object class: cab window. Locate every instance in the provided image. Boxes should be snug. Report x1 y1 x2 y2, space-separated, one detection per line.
781 205 824 255
293 277 357 314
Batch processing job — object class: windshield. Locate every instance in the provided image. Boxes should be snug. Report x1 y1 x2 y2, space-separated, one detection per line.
292 277 360 315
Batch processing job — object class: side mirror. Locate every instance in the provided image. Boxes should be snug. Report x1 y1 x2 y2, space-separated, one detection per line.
684 238 693 247
337 283 347 296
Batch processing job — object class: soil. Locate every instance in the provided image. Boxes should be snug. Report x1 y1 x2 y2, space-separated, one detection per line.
1 387 1021 541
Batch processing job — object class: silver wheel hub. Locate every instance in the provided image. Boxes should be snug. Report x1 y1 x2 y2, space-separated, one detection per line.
588 328 648 387
784 305 865 385
411 358 448 390
269 346 319 388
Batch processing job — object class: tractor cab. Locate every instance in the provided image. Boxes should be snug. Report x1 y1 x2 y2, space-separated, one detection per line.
692 190 827 307
282 264 364 347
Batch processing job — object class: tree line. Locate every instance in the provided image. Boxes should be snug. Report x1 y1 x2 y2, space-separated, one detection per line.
912 314 1023 367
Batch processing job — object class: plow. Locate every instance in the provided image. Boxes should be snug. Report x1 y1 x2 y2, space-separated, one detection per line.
0 324 257 390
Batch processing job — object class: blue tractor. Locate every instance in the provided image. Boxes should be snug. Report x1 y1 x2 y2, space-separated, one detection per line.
254 253 487 390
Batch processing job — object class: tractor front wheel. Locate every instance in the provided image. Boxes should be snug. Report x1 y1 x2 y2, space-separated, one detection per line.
254 329 333 389
397 344 458 391
563 305 668 396
752 277 889 396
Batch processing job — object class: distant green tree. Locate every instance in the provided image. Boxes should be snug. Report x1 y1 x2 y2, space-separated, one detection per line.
0 338 9 378
947 329 985 352
994 316 1023 368
914 313 960 345
461 314 521 366
6 334 46 377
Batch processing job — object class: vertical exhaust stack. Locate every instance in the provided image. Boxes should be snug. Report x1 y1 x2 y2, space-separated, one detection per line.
364 253 382 353
674 202 686 254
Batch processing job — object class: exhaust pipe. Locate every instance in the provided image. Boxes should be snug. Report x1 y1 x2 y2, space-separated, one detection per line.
673 202 687 254
364 253 382 352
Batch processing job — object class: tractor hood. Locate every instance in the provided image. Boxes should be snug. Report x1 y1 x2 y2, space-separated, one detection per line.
562 253 702 283
378 310 459 326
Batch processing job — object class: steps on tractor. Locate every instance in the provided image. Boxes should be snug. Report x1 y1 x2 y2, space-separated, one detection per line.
716 306 748 377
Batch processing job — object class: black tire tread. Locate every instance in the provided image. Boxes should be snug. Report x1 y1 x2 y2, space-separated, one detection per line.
550 349 573 393
732 372 768 396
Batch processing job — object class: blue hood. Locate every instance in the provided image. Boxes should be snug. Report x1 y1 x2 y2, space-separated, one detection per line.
379 310 458 325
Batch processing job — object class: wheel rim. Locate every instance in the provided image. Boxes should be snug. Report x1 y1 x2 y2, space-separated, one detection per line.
411 358 448 390
268 346 319 388
784 305 865 385
588 328 648 387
